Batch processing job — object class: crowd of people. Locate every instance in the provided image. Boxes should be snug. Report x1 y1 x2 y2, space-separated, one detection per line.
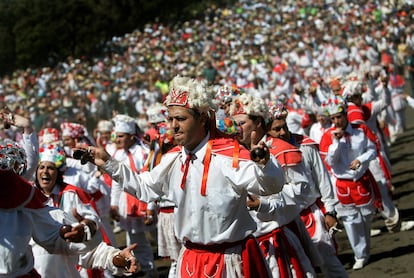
2 0 414 277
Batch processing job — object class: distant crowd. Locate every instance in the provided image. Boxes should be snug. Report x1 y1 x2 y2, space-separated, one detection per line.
0 0 413 140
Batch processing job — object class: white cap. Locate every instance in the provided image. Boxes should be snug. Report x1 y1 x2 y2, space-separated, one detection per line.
97 120 113 132
113 114 136 134
146 103 167 124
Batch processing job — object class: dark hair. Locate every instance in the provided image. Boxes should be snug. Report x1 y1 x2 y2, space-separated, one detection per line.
34 165 64 191
249 114 268 132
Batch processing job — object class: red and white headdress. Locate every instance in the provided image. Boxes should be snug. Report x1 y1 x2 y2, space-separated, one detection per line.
60 122 86 138
39 144 66 172
164 76 217 114
38 128 61 146
268 101 288 120
321 95 347 116
229 94 269 120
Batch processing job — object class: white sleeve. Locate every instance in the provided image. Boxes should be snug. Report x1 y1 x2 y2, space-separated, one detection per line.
78 242 130 276
30 206 101 255
20 132 39 181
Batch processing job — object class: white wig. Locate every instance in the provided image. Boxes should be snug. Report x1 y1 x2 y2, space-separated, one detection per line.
164 76 217 115
229 93 269 120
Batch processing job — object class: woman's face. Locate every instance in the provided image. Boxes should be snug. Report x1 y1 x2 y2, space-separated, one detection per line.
37 161 58 195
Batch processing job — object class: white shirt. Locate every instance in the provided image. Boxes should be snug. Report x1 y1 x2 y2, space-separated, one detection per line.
32 185 101 278
103 134 285 244
297 141 337 212
321 124 377 181
1 205 98 277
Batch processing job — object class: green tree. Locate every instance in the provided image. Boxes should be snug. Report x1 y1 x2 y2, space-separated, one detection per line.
0 0 233 75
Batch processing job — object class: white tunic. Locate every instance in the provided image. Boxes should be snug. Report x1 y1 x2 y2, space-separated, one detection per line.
103 134 285 244
31 186 101 278
0 206 98 278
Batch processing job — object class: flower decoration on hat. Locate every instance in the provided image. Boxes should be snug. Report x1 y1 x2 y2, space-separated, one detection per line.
341 77 363 101
268 101 289 120
0 139 27 175
321 95 347 116
158 122 174 144
229 94 269 120
38 128 62 146
39 144 66 172
215 84 244 107
60 122 86 139
216 118 241 136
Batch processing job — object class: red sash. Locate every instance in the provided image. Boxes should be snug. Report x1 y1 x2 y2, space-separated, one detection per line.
159 206 175 213
170 136 250 196
257 228 305 278
102 149 148 217
267 137 302 167
300 199 326 239
182 236 270 277
58 184 112 244
125 151 148 217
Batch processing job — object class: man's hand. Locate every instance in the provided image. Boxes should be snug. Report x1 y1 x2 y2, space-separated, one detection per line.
246 194 260 211
332 128 344 140
0 107 32 132
144 209 155 225
75 145 111 167
324 214 338 230
349 159 361 170
250 131 270 165
110 206 121 222
60 208 98 242
113 243 139 273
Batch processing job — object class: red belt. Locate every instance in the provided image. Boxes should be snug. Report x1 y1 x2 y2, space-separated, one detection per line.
159 206 175 213
185 238 244 253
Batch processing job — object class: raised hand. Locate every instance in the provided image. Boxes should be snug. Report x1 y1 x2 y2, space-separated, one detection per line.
74 145 111 167
249 131 270 165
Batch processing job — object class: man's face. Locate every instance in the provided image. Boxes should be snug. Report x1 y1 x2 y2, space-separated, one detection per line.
115 132 135 150
99 131 112 143
62 136 76 148
267 118 290 142
167 106 207 151
316 113 329 126
331 84 342 96
330 112 347 129
232 114 258 146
